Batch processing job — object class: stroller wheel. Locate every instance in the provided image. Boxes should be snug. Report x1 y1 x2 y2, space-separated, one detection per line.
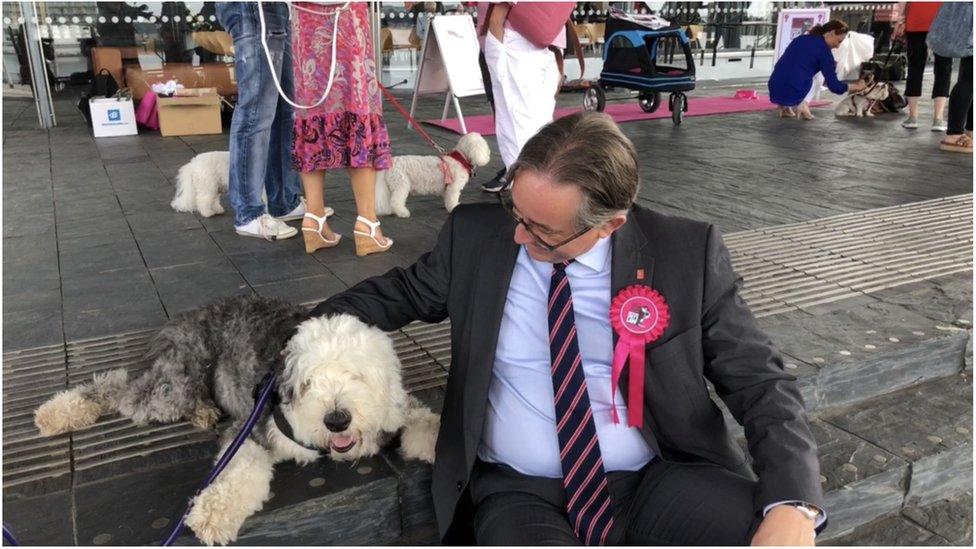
583 85 606 112
670 93 686 125
639 91 660 113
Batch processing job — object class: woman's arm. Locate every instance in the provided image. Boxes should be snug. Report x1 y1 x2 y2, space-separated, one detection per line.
818 42 852 95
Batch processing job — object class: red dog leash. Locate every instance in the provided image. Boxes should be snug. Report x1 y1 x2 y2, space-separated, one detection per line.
378 84 448 155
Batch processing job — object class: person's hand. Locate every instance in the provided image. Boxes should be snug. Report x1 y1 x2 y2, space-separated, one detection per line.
891 21 905 40
848 80 867 93
487 3 511 41
750 505 816 546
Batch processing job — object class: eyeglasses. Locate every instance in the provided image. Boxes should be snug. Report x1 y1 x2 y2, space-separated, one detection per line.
497 190 592 252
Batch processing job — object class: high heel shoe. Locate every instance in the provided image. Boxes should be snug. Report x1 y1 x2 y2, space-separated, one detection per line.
302 211 341 254
353 216 393 257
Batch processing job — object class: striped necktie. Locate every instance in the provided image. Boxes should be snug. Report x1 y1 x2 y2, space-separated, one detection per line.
548 261 614 545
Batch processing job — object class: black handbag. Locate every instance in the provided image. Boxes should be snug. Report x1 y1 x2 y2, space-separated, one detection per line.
862 43 907 82
881 83 908 112
77 68 120 123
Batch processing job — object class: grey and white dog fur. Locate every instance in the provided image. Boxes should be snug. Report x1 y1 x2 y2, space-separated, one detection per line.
33 295 438 546
374 132 492 218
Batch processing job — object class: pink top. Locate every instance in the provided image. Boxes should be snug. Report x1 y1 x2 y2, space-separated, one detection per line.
476 1 568 49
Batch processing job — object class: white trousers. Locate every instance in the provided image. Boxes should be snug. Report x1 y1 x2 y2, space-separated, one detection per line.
483 27 561 168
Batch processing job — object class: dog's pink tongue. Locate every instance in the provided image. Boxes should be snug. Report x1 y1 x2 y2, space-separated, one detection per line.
331 435 354 448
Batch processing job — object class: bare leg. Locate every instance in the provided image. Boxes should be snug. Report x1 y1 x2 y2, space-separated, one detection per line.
933 96 948 121
349 167 390 246
798 101 815 120
907 96 920 119
300 170 336 240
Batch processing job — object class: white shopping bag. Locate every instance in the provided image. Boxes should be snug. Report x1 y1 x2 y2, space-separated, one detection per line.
833 31 876 80
89 96 138 137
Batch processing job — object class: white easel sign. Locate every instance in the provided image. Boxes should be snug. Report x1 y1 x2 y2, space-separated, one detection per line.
409 14 485 135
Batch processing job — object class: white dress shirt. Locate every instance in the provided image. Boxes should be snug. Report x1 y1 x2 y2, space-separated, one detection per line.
478 236 654 477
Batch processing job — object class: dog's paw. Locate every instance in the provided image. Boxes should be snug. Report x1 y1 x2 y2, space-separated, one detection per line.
186 486 246 546
34 388 104 436
400 401 439 463
394 208 411 218
189 401 222 430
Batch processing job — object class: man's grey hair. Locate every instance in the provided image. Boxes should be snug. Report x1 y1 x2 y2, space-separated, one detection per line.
508 111 640 230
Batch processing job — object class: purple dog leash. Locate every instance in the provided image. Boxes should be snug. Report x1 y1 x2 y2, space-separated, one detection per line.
162 372 278 546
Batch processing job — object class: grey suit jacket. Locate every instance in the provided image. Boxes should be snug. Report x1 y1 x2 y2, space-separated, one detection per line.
310 203 823 542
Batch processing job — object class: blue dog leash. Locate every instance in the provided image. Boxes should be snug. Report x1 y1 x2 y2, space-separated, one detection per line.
162 372 278 546
3 523 19 546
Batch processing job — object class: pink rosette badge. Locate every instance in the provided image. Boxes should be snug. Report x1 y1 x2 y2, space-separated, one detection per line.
609 285 670 428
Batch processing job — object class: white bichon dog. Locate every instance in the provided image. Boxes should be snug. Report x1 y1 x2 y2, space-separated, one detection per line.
171 150 230 217
375 132 492 218
33 296 438 546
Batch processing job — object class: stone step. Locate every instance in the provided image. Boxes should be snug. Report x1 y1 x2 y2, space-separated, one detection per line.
756 273 972 416
813 373 972 544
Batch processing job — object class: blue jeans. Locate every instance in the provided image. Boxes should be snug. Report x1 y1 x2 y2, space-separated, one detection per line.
217 2 301 226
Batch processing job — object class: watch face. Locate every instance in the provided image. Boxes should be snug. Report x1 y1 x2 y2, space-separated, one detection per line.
794 505 818 520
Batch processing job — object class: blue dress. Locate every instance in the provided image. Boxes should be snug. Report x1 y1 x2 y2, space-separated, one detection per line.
767 34 848 107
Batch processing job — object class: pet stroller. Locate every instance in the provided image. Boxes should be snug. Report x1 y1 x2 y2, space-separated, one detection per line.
583 9 696 125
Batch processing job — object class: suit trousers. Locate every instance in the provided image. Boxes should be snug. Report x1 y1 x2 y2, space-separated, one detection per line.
470 458 762 546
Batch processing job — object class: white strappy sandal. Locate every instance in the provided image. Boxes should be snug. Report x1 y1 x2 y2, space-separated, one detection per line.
353 216 393 257
302 211 341 254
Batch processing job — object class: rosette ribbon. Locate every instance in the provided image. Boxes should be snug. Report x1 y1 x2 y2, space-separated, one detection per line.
609 285 670 428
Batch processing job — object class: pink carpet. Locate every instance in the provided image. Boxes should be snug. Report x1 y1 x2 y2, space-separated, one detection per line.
423 94 830 135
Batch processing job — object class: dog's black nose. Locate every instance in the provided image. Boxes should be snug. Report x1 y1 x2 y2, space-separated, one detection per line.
324 410 351 432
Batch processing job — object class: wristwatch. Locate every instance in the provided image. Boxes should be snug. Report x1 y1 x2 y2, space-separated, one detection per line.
786 503 821 521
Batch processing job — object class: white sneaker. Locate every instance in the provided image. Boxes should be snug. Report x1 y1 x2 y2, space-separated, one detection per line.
932 119 948 132
235 213 298 241
275 198 333 221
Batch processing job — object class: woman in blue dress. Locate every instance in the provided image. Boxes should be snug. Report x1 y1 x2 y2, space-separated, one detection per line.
768 20 866 120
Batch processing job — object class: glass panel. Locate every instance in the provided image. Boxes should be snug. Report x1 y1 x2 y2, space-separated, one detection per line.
2 3 28 89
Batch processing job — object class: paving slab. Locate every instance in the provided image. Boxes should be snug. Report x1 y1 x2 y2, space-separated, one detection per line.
137 229 226 270
61 299 168 343
251 273 349 306
150 259 253 315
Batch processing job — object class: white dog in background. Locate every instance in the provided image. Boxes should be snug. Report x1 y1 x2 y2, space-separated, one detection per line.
375 133 492 218
171 151 230 217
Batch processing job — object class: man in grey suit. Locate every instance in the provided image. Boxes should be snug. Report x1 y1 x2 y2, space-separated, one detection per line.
310 112 826 545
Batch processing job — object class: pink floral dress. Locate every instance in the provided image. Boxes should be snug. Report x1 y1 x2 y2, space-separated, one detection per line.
291 2 392 172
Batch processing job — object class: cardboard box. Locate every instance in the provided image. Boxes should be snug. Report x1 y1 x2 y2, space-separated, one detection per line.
89 96 138 137
156 87 222 137
126 63 236 101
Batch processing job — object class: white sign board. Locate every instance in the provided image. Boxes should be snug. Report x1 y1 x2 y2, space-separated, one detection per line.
774 8 831 63
409 14 485 134
89 97 138 137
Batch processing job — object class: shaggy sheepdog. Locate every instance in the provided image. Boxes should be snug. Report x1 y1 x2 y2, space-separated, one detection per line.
170 150 230 218
33 295 438 546
375 132 491 218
